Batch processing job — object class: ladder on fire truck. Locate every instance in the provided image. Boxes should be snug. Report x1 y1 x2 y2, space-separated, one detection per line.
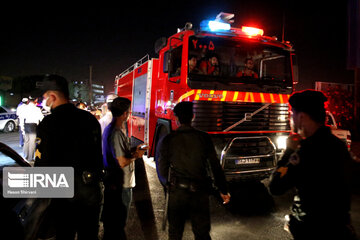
116 54 150 79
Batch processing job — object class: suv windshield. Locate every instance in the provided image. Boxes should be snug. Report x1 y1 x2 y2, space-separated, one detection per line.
187 35 293 94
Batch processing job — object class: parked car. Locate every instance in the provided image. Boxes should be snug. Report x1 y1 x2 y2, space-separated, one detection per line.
0 142 52 240
0 106 18 132
326 111 351 150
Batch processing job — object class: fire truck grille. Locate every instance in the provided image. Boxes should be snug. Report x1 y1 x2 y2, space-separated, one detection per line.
192 101 290 132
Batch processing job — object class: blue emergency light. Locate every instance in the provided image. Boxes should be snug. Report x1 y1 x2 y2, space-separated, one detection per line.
208 21 231 31
200 20 231 32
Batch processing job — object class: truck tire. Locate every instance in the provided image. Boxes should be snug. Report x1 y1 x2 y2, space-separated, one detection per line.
154 123 171 186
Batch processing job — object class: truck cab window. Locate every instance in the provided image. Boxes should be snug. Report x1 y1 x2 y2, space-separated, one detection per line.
169 46 183 77
187 36 293 94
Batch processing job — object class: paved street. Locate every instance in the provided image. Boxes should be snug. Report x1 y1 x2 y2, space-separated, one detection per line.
136 156 360 240
1 132 360 239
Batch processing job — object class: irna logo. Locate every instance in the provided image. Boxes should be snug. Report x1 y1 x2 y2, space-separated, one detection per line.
7 172 69 188
3 167 74 198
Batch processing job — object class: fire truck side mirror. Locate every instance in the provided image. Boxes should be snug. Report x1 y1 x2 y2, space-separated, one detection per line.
155 37 167 55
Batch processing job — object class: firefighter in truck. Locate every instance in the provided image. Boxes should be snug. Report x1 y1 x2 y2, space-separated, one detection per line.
114 12 297 184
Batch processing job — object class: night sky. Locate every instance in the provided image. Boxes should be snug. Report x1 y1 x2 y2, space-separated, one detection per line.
0 1 354 94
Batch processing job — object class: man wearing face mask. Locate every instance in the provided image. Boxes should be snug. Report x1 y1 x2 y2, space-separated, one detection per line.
268 90 357 239
35 74 103 240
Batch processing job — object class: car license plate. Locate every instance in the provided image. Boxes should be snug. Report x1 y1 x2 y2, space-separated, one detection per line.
235 158 260 165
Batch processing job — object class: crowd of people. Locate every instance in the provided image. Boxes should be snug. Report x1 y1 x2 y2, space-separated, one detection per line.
186 54 259 78
14 75 152 240
15 93 112 164
12 74 357 240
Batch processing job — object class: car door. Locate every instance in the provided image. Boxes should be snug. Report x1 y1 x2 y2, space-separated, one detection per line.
0 142 52 240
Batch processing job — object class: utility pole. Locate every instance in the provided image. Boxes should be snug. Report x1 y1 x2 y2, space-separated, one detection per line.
89 65 93 106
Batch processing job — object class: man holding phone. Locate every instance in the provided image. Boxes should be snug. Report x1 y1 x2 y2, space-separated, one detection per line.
102 97 148 239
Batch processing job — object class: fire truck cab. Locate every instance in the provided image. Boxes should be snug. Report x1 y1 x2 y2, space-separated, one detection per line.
115 13 296 182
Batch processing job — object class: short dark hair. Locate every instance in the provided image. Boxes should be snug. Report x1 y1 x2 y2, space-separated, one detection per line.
41 74 69 99
173 101 194 124
289 90 327 123
189 55 197 60
245 57 253 64
109 97 131 117
208 53 218 60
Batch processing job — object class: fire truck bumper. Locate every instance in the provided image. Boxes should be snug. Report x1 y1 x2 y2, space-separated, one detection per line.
224 167 275 181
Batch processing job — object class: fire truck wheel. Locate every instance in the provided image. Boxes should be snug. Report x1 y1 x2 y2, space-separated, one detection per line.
154 124 170 186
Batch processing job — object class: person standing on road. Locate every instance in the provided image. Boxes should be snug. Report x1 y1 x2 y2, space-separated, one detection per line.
22 96 43 162
99 94 118 134
158 101 231 240
34 74 103 240
269 90 357 239
102 97 148 240
16 97 28 147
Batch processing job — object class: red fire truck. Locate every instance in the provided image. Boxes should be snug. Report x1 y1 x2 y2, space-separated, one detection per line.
114 13 297 182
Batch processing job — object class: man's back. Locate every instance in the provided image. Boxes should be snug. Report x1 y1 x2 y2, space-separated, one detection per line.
35 103 103 174
161 126 209 180
16 103 27 118
23 102 43 124
269 126 352 225
295 127 352 218
159 125 227 194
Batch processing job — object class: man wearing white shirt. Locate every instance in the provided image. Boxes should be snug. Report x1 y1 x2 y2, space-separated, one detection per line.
99 94 118 134
16 98 28 147
23 97 44 161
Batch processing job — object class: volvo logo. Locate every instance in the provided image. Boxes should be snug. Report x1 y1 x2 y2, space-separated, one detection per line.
245 113 252 121
197 93 223 99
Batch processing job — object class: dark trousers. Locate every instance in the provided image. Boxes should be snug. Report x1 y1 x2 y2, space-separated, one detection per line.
168 188 211 240
102 187 127 240
51 198 101 240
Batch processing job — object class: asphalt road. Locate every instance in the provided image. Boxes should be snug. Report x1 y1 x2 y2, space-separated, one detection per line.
1 131 359 239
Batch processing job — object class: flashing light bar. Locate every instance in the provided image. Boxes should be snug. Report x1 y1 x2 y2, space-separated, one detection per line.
200 20 231 32
241 26 264 36
208 21 231 31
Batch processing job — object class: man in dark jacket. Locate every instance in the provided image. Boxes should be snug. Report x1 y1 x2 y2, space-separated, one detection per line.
158 101 230 240
269 90 357 239
35 74 103 240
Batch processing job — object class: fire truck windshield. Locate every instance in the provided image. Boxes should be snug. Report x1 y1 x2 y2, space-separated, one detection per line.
187 35 293 94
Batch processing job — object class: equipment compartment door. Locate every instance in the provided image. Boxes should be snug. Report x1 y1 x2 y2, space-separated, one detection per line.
131 64 149 142
132 74 147 118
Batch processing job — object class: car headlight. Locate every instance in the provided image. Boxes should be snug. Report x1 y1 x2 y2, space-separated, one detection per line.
276 136 288 150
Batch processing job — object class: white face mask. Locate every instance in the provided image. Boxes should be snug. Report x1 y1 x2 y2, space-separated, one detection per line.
42 97 53 112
